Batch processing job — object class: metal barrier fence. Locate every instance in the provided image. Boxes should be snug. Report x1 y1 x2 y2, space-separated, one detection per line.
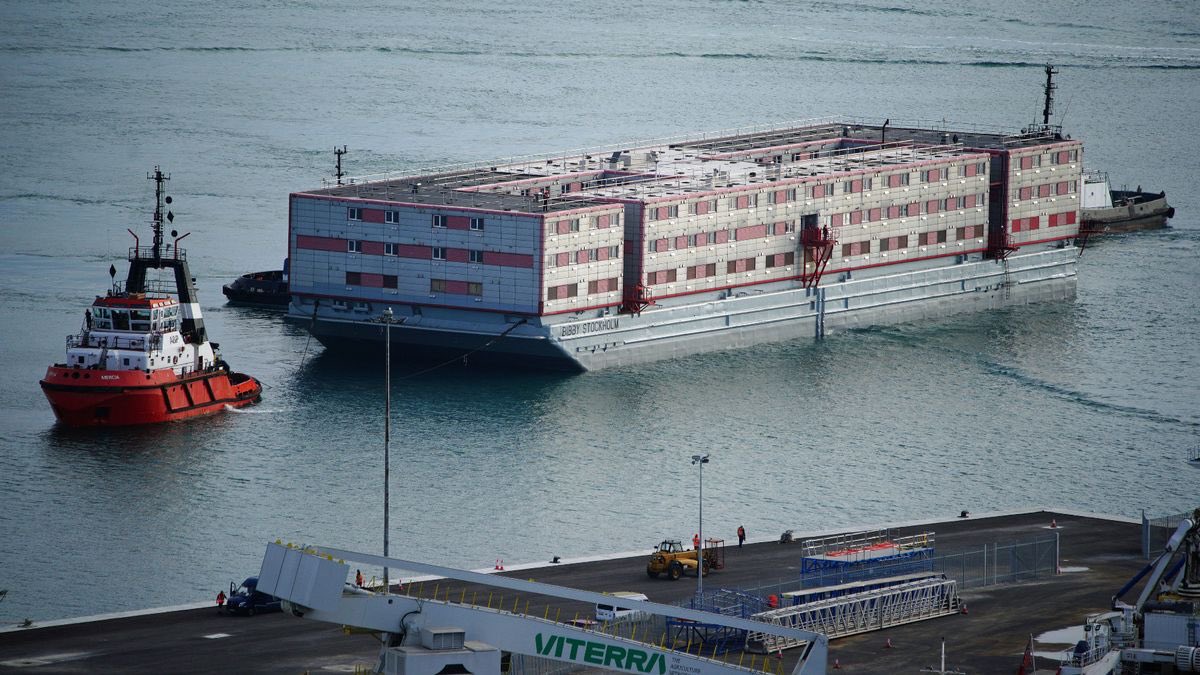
743 534 1060 600
1143 508 1199 559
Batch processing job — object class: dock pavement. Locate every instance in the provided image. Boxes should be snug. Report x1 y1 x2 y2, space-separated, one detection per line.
0 509 1152 674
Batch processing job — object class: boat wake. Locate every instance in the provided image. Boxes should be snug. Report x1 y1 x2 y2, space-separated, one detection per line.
223 404 279 414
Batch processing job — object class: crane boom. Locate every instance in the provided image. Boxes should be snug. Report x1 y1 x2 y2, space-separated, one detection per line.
257 542 829 675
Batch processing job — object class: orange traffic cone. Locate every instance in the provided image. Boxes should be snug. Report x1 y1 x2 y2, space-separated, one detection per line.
498 559 505 571
494 559 502 570
960 603 968 614
1050 519 1058 529
833 658 841 669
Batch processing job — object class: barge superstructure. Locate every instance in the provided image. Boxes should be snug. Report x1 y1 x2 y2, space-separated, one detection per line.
286 119 1083 371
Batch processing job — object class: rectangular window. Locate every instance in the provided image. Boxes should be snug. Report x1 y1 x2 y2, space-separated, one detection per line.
887 205 901 219
467 282 482 296
433 215 447 228
926 200 940 214
588 248 599 262
1056 181 1070 195
347 240 362 253
687 233 698 248
830 213 843 227
346 271 361 285
430 278 446 293
384 242 398 256
385 211 399 224
707 231 718 245
469 249 483 264
868 207 881 222
906 202 920 217
569 219 581 232
1018 186 1033 201
470 217 485 231
596 214 611 229
1038 183 1052 198
556 252 570 267
1020 156 1034 170
432 247 446 260
348 207 362 221
811 184 826 199
383 275 398 289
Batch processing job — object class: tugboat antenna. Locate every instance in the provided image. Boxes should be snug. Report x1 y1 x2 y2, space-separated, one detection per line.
1042 64 1058 129
147 166 171 261
335 145 348 186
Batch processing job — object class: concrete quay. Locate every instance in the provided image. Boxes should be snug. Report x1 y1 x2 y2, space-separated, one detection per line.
0 509 1151 674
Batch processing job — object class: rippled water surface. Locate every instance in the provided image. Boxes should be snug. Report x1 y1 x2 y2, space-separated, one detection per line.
1 0 1198 623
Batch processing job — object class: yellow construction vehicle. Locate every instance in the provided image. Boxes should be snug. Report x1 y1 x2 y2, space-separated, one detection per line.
646 538 724 580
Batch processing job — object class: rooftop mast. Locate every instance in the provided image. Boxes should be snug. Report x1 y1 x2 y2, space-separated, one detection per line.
148 166 172 261
1041 64 1058 129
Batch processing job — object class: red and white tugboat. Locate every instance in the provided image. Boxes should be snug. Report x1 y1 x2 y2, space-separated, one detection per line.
40 167 262 427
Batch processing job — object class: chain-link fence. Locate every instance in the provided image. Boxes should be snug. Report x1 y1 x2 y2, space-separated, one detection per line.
1143 508 1198 559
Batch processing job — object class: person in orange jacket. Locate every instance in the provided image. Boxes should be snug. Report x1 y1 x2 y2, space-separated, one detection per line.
216 590 226 613
356 569 364 587
693 533 700 549
737 525 746 548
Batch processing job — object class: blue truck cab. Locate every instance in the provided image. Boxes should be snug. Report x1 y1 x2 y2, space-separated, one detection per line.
225 576 281 616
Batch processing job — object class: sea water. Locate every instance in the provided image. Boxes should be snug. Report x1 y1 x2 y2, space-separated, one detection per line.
1 0 1198 623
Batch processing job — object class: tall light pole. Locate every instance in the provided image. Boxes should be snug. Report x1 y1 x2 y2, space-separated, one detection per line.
691 453 709 599
382 307 393 594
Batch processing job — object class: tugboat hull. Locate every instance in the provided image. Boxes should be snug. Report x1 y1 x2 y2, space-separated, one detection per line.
40 366 261 427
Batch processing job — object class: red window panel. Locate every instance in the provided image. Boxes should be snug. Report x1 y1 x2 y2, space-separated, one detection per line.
926 169 939 182
1065 210 1077 224
596 214 611 228
556 252 571 267
655 238 668 252
1038 184 1052 198
735 195 750 209
773 221 787 235
1056 151 1069 164
735 259 749 273
964 163 977 177
358 273 384 288
926 200 940 214
576 250 588 264
887 174 902 188
568 182 582 193
811 184 826 199
736 224 768 240
556 220 570 234
714 229 729 244
906 202 919 217
847 179 861 193
446 248 469 263
1056 181 1069 195
446 216 470 230
675 235 688 249
774 190 789 203
848 241 862 256
362 209 386 224
1011 218 1023 233
486 252 532 268
659 270 672 284
964 194 976 209
1019 186 1033 201
445 280 469 294
1048 213 1059 227
656 207 670 221
850 210 863 225
694 200 711 215
296 235 346 252
1020 156 1034 170
830 213 843 227
887 205 901 219
361 241 385 255
868 207 882 221
597 247 609 261
1027 216 1040 230
943 198 958 212
396 244 430 258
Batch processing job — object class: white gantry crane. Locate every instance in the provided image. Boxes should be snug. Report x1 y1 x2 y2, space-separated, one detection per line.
256 542 829 675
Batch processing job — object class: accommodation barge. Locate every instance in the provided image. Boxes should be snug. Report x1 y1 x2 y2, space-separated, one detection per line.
285 119 1083 371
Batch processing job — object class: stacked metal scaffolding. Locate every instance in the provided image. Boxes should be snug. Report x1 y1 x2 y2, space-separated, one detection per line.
744 577 961 653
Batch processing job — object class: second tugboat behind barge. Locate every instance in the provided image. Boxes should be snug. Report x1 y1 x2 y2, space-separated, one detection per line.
40 168 262 426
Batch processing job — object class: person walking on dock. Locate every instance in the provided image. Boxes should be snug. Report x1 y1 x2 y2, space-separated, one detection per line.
693 533 700 550
737 525 746 548
216 590 226 613
355 569 364 587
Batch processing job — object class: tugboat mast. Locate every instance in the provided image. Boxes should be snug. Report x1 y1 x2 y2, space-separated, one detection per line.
334 145 348 186
148 166 171 261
